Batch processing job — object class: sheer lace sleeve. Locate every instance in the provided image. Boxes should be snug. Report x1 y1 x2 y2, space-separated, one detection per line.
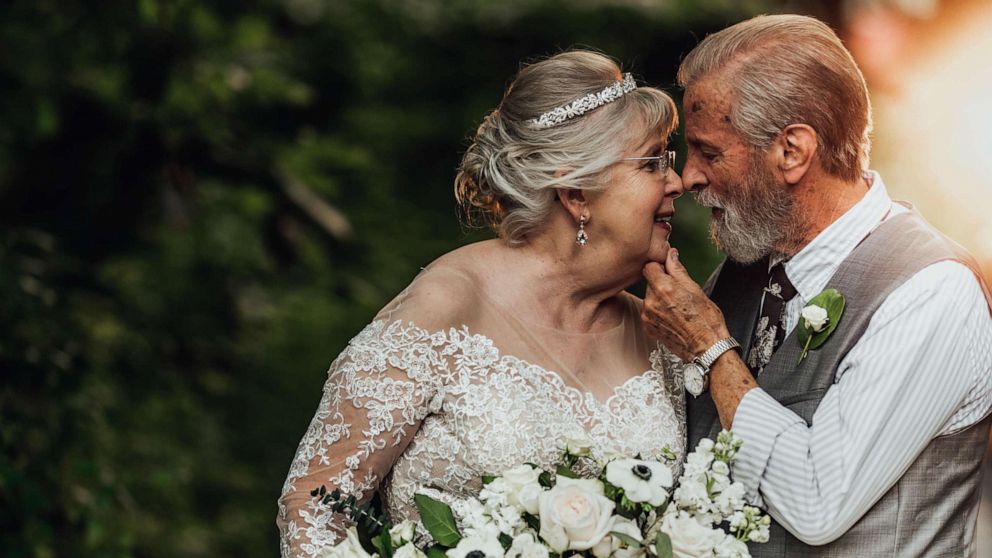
277 319 447 558
277 268 476 558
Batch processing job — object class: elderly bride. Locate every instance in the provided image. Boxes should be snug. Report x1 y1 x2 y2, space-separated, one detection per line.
277 50 687 557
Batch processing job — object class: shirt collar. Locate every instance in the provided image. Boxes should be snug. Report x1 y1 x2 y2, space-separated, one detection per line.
782 171 893 303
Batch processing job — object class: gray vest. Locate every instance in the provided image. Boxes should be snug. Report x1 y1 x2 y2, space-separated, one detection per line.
687 209 992 557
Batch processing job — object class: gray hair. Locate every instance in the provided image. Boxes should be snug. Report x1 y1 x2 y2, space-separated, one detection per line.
455 50 678 244
677 14 872 181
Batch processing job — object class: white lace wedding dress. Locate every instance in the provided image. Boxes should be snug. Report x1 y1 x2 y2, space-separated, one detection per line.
277 264 686 558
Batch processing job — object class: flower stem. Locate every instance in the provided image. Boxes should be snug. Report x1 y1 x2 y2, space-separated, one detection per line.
798 336 812 364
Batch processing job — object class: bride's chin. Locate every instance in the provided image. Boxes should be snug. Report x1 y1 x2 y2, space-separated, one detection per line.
649 239 672 262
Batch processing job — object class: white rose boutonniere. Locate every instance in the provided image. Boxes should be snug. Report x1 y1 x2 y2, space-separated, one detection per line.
797 288 846 364
800 305 829 332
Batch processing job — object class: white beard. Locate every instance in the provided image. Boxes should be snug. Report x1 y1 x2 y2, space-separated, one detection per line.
692 160 799 264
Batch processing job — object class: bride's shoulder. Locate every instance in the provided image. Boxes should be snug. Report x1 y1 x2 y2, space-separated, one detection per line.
378 241 498 330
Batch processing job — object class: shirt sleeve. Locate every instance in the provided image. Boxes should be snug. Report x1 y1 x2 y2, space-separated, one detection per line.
276 321 445 558
730 260 992 545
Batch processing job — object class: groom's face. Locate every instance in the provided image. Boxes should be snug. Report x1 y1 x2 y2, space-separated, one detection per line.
681 80 796 264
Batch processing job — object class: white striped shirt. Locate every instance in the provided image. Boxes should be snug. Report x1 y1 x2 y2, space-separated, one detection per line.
731 171 992 545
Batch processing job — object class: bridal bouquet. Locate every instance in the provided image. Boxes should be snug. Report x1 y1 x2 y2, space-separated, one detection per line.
314 430 769 558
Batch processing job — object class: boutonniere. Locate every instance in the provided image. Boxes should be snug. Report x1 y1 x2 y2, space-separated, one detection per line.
797 288 846 364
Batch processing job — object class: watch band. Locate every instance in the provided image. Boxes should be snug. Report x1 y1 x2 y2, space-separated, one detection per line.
695 337 741 369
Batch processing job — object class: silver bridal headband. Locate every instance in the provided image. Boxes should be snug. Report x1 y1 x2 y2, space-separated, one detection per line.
529 73 637 129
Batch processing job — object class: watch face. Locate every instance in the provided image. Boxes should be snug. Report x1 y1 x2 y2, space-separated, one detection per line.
684 363 705 396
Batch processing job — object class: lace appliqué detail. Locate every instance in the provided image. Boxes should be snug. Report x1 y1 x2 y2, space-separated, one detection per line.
278 320 686 558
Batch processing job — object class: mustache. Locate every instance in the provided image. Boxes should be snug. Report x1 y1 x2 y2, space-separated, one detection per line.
692 189 725 210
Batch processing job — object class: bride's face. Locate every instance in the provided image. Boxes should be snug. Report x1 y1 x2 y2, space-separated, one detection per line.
586 130 684 268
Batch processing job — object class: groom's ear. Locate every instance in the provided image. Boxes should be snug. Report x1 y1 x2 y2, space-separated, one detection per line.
775 124 817 185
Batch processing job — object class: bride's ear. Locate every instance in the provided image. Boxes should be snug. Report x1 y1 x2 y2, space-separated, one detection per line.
555 187 588 225
553 167 589 224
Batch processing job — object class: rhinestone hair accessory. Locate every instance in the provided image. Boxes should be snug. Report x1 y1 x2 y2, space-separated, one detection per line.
530 73 637 129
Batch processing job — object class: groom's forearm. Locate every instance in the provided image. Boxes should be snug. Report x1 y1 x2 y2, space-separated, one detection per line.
709 350 758 428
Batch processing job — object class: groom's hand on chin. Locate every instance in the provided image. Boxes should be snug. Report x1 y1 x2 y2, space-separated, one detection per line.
641 248 731 362
642 248 756 427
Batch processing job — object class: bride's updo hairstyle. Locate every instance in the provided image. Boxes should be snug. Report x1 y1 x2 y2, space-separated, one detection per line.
455 50 678 244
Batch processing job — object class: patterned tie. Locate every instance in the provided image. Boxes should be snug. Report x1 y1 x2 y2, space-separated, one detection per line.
746 263 798 375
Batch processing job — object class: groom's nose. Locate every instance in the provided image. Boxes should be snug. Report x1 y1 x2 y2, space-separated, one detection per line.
681 159 709 192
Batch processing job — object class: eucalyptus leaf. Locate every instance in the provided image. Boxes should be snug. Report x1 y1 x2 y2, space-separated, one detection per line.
414 494 462 546
655 532 673 558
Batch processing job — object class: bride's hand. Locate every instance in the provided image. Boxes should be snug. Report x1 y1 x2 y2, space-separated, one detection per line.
641 248 731 362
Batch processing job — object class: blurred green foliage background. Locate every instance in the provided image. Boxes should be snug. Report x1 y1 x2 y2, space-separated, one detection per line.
0 1 840 556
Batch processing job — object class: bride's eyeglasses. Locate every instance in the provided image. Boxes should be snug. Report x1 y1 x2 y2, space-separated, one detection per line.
621 150 677 173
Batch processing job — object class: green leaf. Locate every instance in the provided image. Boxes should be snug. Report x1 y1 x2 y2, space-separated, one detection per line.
499 533 513 550
481 475 497 485
414 494 462 547
555 464 579 479
610 531 641 549
797 289 846 362
426 545 448 558
655 532 673 558
524 512 541 532
371 529 393 558
539 471 553 488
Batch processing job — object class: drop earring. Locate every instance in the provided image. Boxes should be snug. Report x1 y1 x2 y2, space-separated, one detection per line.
576 215 589 246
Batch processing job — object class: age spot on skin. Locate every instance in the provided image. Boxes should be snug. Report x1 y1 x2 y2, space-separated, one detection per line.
691 101 704 113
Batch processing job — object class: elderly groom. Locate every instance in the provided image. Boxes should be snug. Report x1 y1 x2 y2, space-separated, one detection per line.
642 14 992 557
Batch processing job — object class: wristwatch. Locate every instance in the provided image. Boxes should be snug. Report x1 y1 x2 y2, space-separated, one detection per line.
683 337 741 397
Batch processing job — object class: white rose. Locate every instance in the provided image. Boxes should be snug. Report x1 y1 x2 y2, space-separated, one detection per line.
446 535 505 558
503 464 541 488
605 458 673 506
660 513 724 558
505 532 549 558
322 527 376 558
393 544 427 558
390 520 417 546
591 516 642 558
801 304 829 332
538 476 616 552
566 432 594 457
713 534 749 558
500 464 544 513
517 482 544 515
